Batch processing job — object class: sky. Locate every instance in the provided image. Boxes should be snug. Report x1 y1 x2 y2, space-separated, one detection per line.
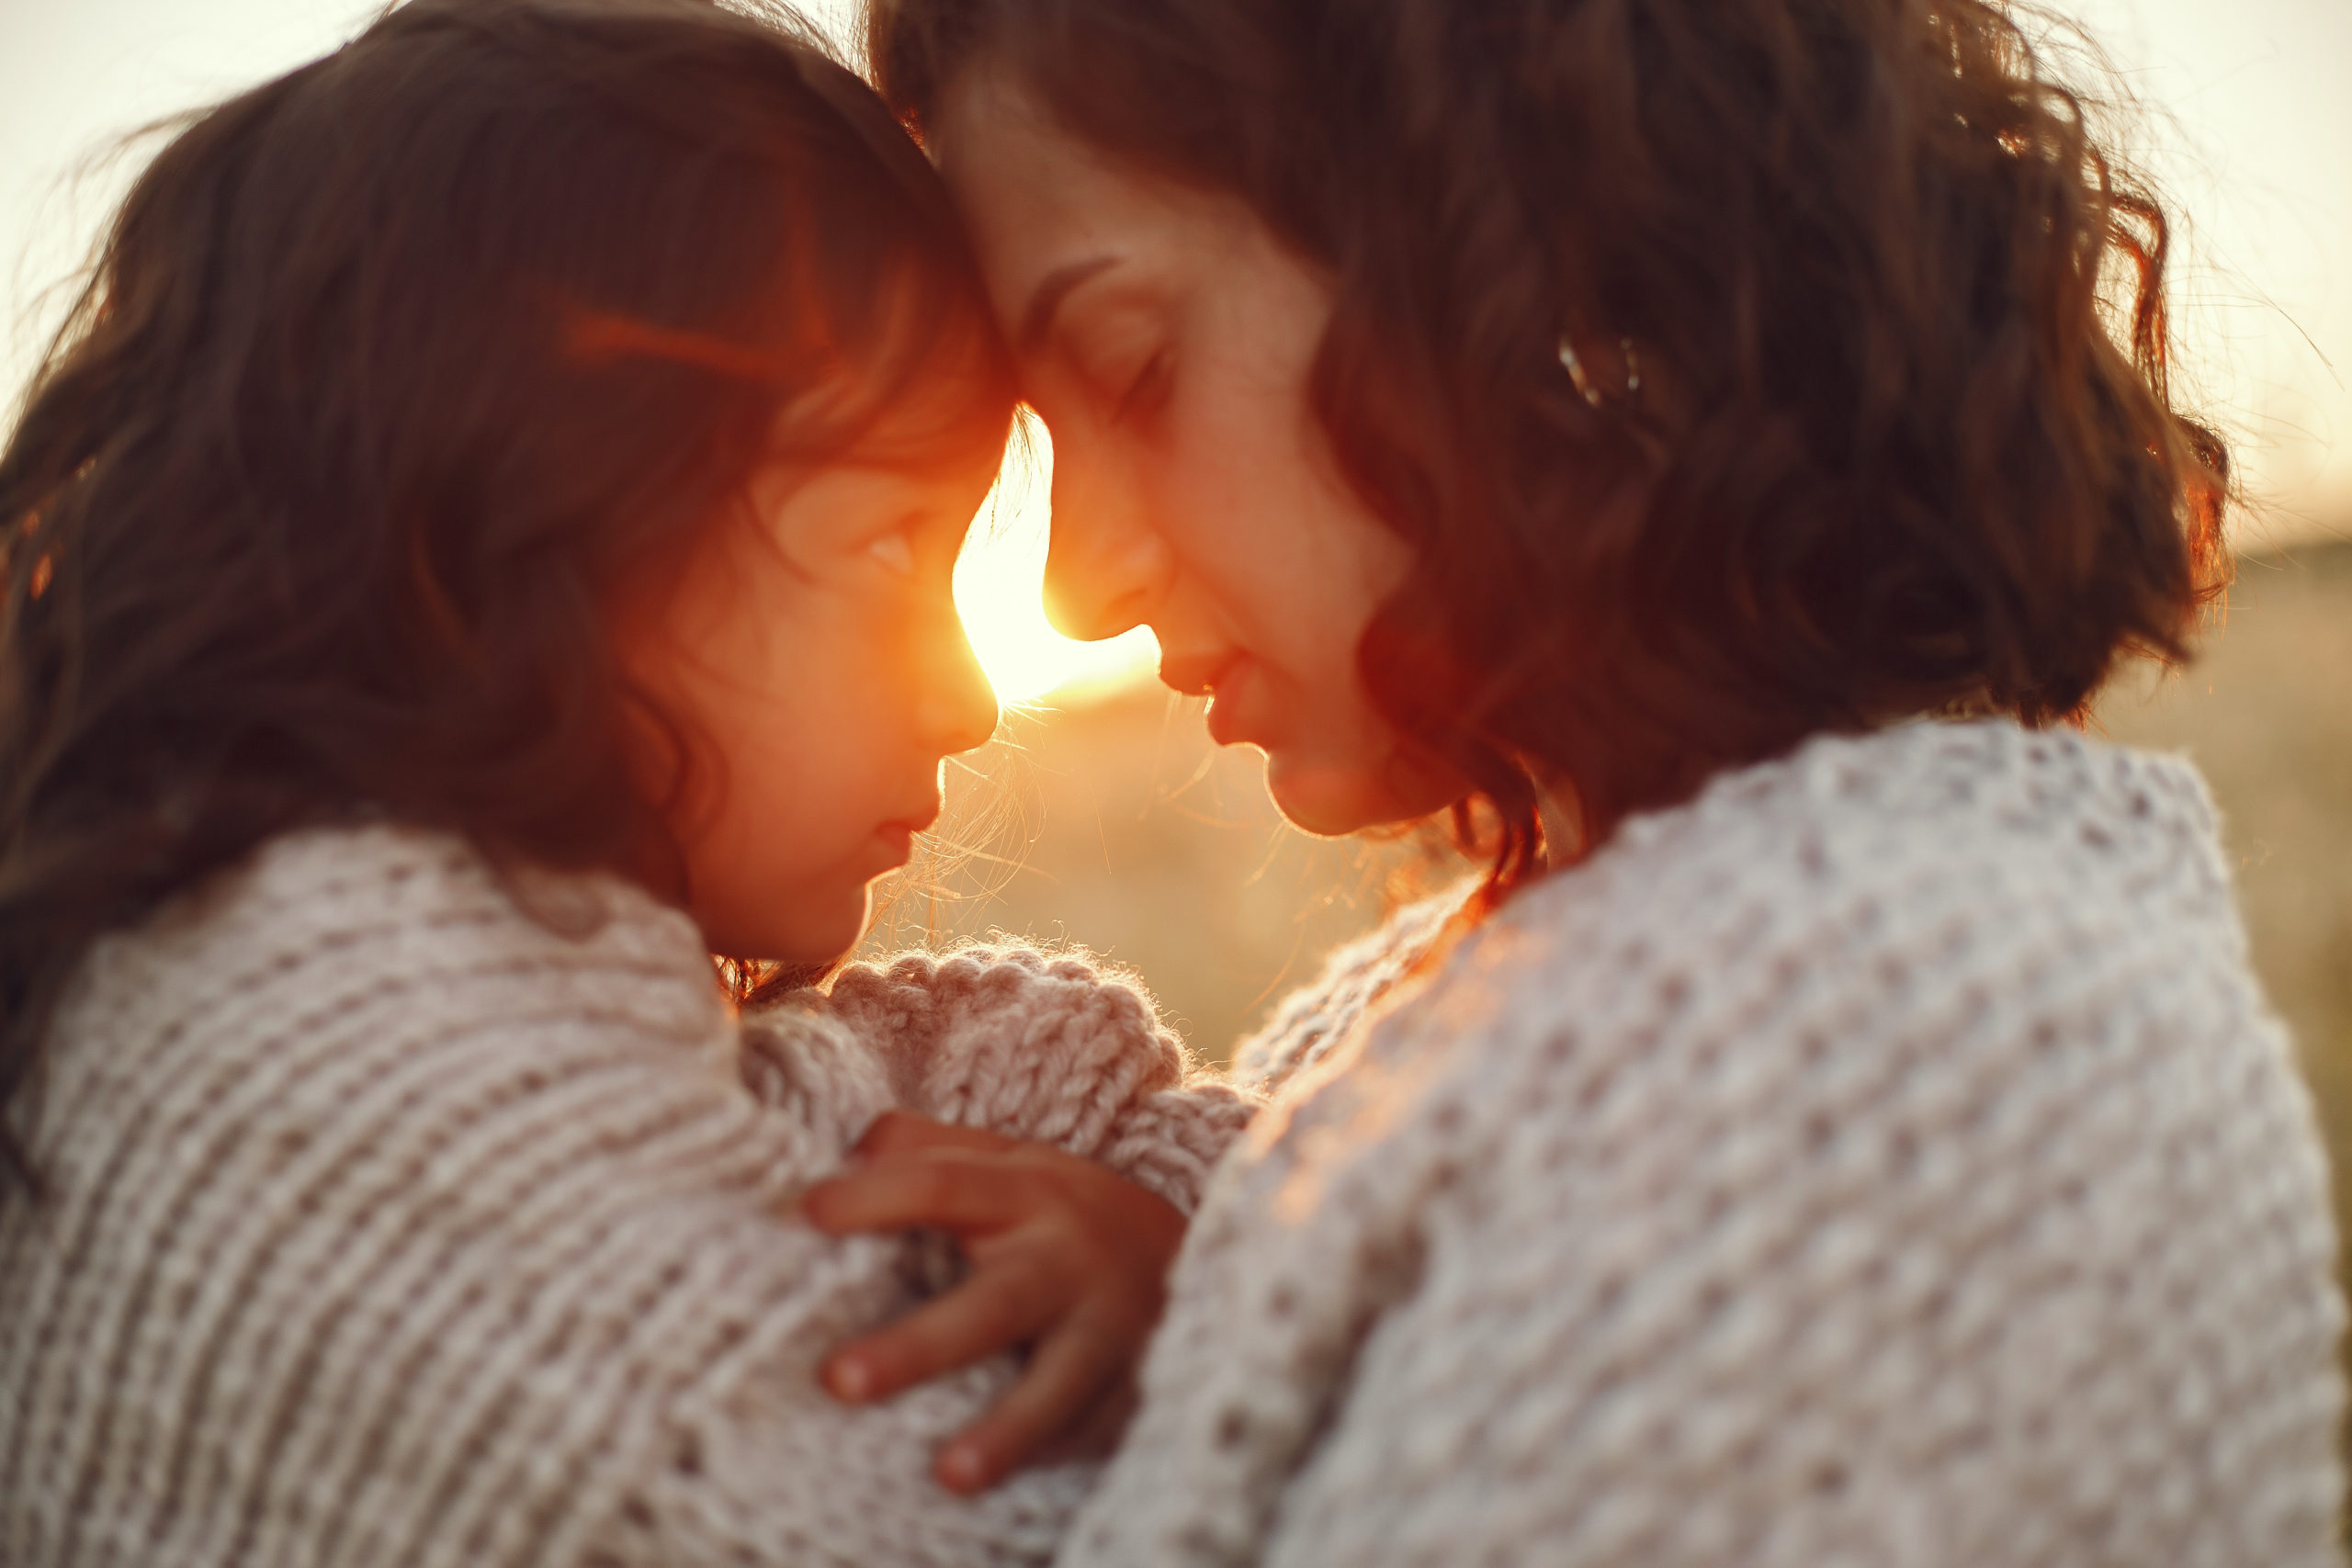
1 0 2344 699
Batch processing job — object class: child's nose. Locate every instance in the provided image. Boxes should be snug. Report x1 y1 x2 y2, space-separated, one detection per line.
922 625 1000 757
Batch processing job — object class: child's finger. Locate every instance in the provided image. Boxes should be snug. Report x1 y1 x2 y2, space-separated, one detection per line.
933 1316 1128 1494
854 1110 1018 1160
800 1151 1030 1236
820 1250 1064 1404
1028 1379 1140 1467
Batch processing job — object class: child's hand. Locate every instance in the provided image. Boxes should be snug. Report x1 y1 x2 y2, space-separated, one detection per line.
800 1110 1187 1493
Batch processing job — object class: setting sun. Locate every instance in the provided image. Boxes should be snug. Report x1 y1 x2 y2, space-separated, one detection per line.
954 420 1159 705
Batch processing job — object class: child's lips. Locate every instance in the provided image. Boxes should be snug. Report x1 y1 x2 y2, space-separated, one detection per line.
868 796 944 869
862 822 922 878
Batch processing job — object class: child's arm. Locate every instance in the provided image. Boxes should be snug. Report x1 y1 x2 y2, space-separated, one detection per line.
764 943 1259 1490
805 1112 1186 1492
27 827 1120 1568
804 943 1257 1213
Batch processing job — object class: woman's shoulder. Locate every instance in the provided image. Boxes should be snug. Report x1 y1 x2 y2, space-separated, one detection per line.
1230 882 1475 1097
1640 714 2213 872
1374 717 2316 1235
1506 716 2235 979
1303 716 2308 1221
1241 719 2235 1106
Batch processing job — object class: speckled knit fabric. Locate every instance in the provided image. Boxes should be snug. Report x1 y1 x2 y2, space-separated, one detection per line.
0 823 1251 1568
1061 719 2347 1568
1227 887 1464 1099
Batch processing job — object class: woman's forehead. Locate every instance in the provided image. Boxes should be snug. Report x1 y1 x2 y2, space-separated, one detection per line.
933 73 1197 309
935 86 1265 343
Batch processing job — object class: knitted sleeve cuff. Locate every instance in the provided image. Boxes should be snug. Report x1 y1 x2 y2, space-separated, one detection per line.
805 945 1260 1215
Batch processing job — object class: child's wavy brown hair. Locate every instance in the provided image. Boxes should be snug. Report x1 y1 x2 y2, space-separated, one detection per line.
870 0 2230 887
0 0 1016 1194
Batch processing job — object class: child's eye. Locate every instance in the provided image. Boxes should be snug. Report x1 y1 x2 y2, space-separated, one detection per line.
866 529 918 577
1109 348 1174 427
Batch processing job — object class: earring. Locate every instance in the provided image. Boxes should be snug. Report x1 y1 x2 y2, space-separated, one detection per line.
1558 333 1642 405
1557 335 1603 408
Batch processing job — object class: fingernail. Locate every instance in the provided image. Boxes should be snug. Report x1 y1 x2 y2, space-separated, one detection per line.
825 1357 873 1403
938 1443 985 1490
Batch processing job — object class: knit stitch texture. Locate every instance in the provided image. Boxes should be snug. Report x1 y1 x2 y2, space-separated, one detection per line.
1060 719 2346 1568
0 824 1251 1568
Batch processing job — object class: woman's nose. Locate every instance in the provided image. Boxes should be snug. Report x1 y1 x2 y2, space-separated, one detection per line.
1040 438 1171 642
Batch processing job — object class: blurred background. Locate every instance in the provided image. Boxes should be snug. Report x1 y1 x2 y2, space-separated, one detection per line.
3 2 2346 1212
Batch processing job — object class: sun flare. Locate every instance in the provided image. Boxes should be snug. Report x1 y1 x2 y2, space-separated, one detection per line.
953 421 1159 706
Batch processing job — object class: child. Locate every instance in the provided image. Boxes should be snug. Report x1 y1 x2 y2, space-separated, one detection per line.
0 3 1244 1563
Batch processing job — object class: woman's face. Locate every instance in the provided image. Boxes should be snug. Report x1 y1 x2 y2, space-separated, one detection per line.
616 436 1002 964
933 73 1466 837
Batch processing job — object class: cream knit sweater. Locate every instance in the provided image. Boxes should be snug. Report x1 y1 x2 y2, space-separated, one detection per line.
0 824 1251 1568
1061 719 2347 1568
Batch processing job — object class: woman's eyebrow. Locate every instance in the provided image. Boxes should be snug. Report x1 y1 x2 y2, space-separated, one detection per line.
1018 255 1121 352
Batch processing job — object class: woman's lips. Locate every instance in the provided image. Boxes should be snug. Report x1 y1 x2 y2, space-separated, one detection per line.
1202 660 1264 749
1158 648 1242 699
1160 648 1266 749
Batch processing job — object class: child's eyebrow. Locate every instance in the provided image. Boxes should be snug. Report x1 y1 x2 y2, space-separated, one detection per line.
564 309 786 381
1018 255 1122 353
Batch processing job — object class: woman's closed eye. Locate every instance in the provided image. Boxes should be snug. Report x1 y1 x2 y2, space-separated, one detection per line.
1048 285 1177 429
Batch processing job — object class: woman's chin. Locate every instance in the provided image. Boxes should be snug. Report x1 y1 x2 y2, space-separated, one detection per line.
1262 743 1476 839
1262 752 1419 838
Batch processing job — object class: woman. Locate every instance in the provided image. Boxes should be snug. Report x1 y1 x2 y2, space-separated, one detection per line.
852 0 2349 1561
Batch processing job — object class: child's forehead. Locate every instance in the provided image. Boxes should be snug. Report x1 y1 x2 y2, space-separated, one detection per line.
836 405 1017 493
768 324 1016 465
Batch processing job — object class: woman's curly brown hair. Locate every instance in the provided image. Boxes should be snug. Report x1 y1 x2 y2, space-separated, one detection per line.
0 0 1014 1195
869 0 2230 886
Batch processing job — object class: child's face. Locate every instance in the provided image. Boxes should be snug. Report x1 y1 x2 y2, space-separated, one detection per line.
618 439 1002 964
